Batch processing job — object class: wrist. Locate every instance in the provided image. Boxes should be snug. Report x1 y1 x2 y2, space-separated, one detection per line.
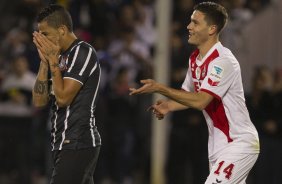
48 54 59 64
48 57 59 68
49 64 60 77
167 102 173 113
40 61 49 69
156 83 165 93
49 62 60 69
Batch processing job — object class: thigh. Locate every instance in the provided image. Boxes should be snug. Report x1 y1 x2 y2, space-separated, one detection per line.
50 147 100 184
205 153 258 184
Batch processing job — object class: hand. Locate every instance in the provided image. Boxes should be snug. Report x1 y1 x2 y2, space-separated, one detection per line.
37 49 48 64
147 99 170 120
33 31 60 63
33 34 48 63
129 79 159 95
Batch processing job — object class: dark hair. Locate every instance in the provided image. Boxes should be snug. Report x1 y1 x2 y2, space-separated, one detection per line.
194 2 228 33
37 4 73 31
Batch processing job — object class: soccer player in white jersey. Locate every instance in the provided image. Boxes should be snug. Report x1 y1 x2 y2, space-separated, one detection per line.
129 1 260 183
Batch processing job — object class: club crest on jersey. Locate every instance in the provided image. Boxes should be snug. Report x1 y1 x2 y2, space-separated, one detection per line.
59 56 68 71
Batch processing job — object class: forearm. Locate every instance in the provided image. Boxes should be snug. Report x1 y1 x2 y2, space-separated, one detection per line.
157 84 208 110
167 99 189 112
32 61 49 107
49 59 65 105
47 55 82 107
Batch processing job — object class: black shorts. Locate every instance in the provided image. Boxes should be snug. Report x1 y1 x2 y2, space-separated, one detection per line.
50 146 100 184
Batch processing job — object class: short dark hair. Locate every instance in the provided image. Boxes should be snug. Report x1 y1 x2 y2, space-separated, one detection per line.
194 2 228 33
37 4 73 31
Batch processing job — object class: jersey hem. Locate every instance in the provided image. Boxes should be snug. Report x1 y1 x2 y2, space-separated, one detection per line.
63 77 83 85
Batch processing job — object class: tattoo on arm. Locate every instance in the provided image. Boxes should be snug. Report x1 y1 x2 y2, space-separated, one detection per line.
34 80 48 94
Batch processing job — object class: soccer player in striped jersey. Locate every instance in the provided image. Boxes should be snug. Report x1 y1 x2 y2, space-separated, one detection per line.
130 2 259 184
32 4 101 184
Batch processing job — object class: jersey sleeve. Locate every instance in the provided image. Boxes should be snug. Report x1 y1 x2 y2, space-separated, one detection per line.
64 45 98 85
181 60 194 92
200 57 236 100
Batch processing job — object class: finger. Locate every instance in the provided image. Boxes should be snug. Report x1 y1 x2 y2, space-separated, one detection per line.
33 38 39 47
38 34 51 48
157 114 164 120
129 90 141 95
129 88 137 95
37 49 43 56
140 79 150 84
154 110 162 116
146 105 154 111
33 31 39 37
41 34 55 46
33 38 45 54
129 86 146 95
34 34 48 49
152 104 160 110
33 32 49 50
34 32 54 48
156 100 163 105
37 49 46 60
33 38 47 59
39 33 58 47
33 36 41 47
157 112 164 118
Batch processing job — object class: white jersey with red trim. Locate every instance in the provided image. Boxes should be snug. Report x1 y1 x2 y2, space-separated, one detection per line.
182 42 260 162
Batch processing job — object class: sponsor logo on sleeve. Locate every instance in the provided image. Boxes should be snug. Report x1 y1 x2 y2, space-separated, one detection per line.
208 65 224 86
208 78 219 86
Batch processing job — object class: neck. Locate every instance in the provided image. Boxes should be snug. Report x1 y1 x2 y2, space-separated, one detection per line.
197 36 219 60
61 32 77 52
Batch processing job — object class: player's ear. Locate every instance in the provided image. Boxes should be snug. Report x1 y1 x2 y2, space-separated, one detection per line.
209 25 217 35
58 25 66 36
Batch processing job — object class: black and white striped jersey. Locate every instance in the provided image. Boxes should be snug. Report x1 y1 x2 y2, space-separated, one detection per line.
49 39 102 151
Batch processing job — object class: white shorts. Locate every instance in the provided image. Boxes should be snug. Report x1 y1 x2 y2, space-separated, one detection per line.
205 153 259 184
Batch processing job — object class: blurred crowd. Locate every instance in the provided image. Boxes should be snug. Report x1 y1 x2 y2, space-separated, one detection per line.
0 0 281 184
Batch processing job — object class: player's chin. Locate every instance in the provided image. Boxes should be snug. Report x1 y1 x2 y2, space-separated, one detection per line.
188 39 196 45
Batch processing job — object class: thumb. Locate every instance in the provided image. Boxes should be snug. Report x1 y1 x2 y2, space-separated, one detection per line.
156 100 163 105
140 79 147 84
140 79 151 84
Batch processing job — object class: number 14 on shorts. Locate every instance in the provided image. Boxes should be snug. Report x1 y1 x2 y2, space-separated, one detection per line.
214 161 234 180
